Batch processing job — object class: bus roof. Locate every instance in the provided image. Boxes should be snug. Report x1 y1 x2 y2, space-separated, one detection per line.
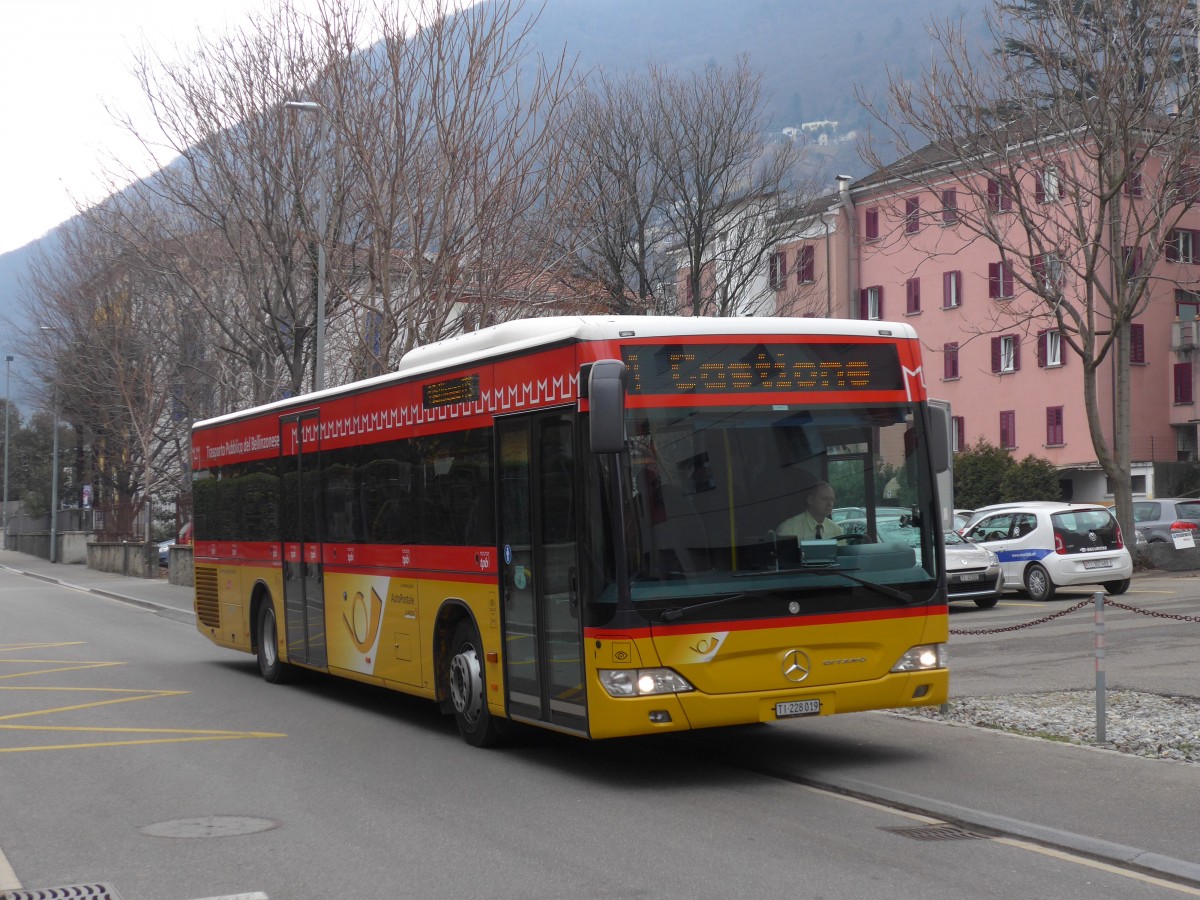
194 315 918 430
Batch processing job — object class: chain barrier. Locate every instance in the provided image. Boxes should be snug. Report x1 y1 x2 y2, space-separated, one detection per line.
1103 599 1200 623
949 596 1200 635
949 597 1092 635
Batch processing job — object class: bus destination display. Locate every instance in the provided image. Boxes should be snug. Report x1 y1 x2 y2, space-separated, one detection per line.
621 343 903 395
422 373 481 408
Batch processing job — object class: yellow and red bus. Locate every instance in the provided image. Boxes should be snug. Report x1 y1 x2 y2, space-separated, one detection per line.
191 316 950 746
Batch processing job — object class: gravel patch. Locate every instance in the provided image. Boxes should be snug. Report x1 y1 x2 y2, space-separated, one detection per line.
892 690 1200 763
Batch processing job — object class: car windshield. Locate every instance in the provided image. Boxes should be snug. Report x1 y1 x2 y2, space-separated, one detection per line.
584 403 942 622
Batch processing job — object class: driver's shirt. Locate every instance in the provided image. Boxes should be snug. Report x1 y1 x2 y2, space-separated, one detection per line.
777 511 842 541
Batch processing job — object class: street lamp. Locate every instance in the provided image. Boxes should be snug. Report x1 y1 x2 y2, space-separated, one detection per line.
3 354 12 549
49 386 59 564
284 99 328 393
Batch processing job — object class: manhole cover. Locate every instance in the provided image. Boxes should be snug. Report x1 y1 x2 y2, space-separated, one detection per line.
139 816 278 838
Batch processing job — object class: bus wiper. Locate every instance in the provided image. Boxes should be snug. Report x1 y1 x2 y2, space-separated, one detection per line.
661 593 745 622
739 565 914 605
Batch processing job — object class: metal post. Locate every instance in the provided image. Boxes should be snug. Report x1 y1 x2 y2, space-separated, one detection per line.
1094 590 1107 745
3 354 11 549
50 387 59 564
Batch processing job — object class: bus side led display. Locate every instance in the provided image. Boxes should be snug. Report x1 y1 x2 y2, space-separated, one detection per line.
422 373 481 408
621 343 903 395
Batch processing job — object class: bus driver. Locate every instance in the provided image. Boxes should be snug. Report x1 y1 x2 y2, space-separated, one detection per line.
778 481 843 541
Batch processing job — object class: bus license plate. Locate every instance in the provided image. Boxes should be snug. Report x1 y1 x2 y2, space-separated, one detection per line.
1083 559 1112 570
776 699 821 718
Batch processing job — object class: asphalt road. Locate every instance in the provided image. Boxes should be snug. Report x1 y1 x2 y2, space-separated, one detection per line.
2 566 1199 899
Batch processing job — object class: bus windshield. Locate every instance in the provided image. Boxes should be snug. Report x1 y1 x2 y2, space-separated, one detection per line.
586 403 940 621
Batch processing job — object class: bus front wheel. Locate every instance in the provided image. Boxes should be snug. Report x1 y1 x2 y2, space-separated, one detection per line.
448 619 504 748
257 601 295 684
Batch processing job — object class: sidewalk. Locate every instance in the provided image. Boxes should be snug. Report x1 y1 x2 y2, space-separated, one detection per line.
2 550 1199 887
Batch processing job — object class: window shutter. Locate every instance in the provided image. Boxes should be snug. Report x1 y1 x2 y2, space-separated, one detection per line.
905 197 920 234
797 245 815 283
1131 324 1145 364
1002 264 1014 298
943 271 953 307
988 179 1000 210
991 336 1002 373
865 208 879 240
876 287 884 319
989 263 1000 299
1175 363 1193 403
1035 172 1046 204
1037 331 1047 368
906 278 920 313
859 288 869 319
942 189 957 223
944 343 958 379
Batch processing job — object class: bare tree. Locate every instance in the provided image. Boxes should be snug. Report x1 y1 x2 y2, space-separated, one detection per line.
858 0 1200 537
101 0 340 405
554 71 674 314
321 0 579 370
650 57 808 317
21 210 185 544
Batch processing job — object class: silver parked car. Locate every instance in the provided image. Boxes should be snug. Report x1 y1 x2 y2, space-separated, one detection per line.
1132 498 1200 544
943 529 1002 608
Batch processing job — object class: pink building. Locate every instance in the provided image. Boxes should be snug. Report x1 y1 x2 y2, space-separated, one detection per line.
766 155 1200 503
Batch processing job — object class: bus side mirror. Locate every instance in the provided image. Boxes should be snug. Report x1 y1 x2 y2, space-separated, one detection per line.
587 360 627 454
928 402 951 474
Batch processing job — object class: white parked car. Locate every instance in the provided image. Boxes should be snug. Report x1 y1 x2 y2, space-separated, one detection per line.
962 502 1133 601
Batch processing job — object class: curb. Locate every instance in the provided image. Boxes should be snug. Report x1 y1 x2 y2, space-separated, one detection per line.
1 564 195 622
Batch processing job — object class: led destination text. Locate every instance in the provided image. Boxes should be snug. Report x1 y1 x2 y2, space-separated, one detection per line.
621 343 903 395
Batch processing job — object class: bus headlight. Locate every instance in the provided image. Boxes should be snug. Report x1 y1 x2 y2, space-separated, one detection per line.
890 644 946 673
599 668 695 697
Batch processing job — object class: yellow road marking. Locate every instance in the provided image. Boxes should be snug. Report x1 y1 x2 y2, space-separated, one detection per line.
0 660 124 679
0 642 86 652
797 781 1200 895
992 837 1200 896
0 644 286 753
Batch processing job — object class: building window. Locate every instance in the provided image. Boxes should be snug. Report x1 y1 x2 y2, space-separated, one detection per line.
992 334 1020 373
1036 167 1060 203
905 277 921 314
1000 410 1016 449
796 245 815 283
1174 165 1200 203
1033 252 1063 292
865 208 880 241
988 261 1014 299
943 270 962 308
859 286 883 320
987 177 1012 212
1178 290 1200 321
904 197 921 234
943 342 959 380
1046 406 1064 446
1175 362 1194 404
1037 330 1063 368
1125 167 1143 197
1130 323 1145 364
1166 229 1199 263
769 251 787 289
951 415 965 452
941 189 958 224
1123 245 1144 278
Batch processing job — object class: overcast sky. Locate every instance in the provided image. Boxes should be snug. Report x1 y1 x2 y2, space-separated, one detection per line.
0 0 334 256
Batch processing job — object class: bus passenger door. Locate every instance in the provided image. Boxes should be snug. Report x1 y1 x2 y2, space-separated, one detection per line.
497 410 586 735
280 411 327 669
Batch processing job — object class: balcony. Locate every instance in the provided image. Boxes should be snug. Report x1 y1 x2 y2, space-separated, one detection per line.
1172 319 1200 353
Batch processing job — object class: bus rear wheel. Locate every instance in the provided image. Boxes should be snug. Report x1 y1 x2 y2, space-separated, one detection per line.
257 601 295 684
448 619 504 748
